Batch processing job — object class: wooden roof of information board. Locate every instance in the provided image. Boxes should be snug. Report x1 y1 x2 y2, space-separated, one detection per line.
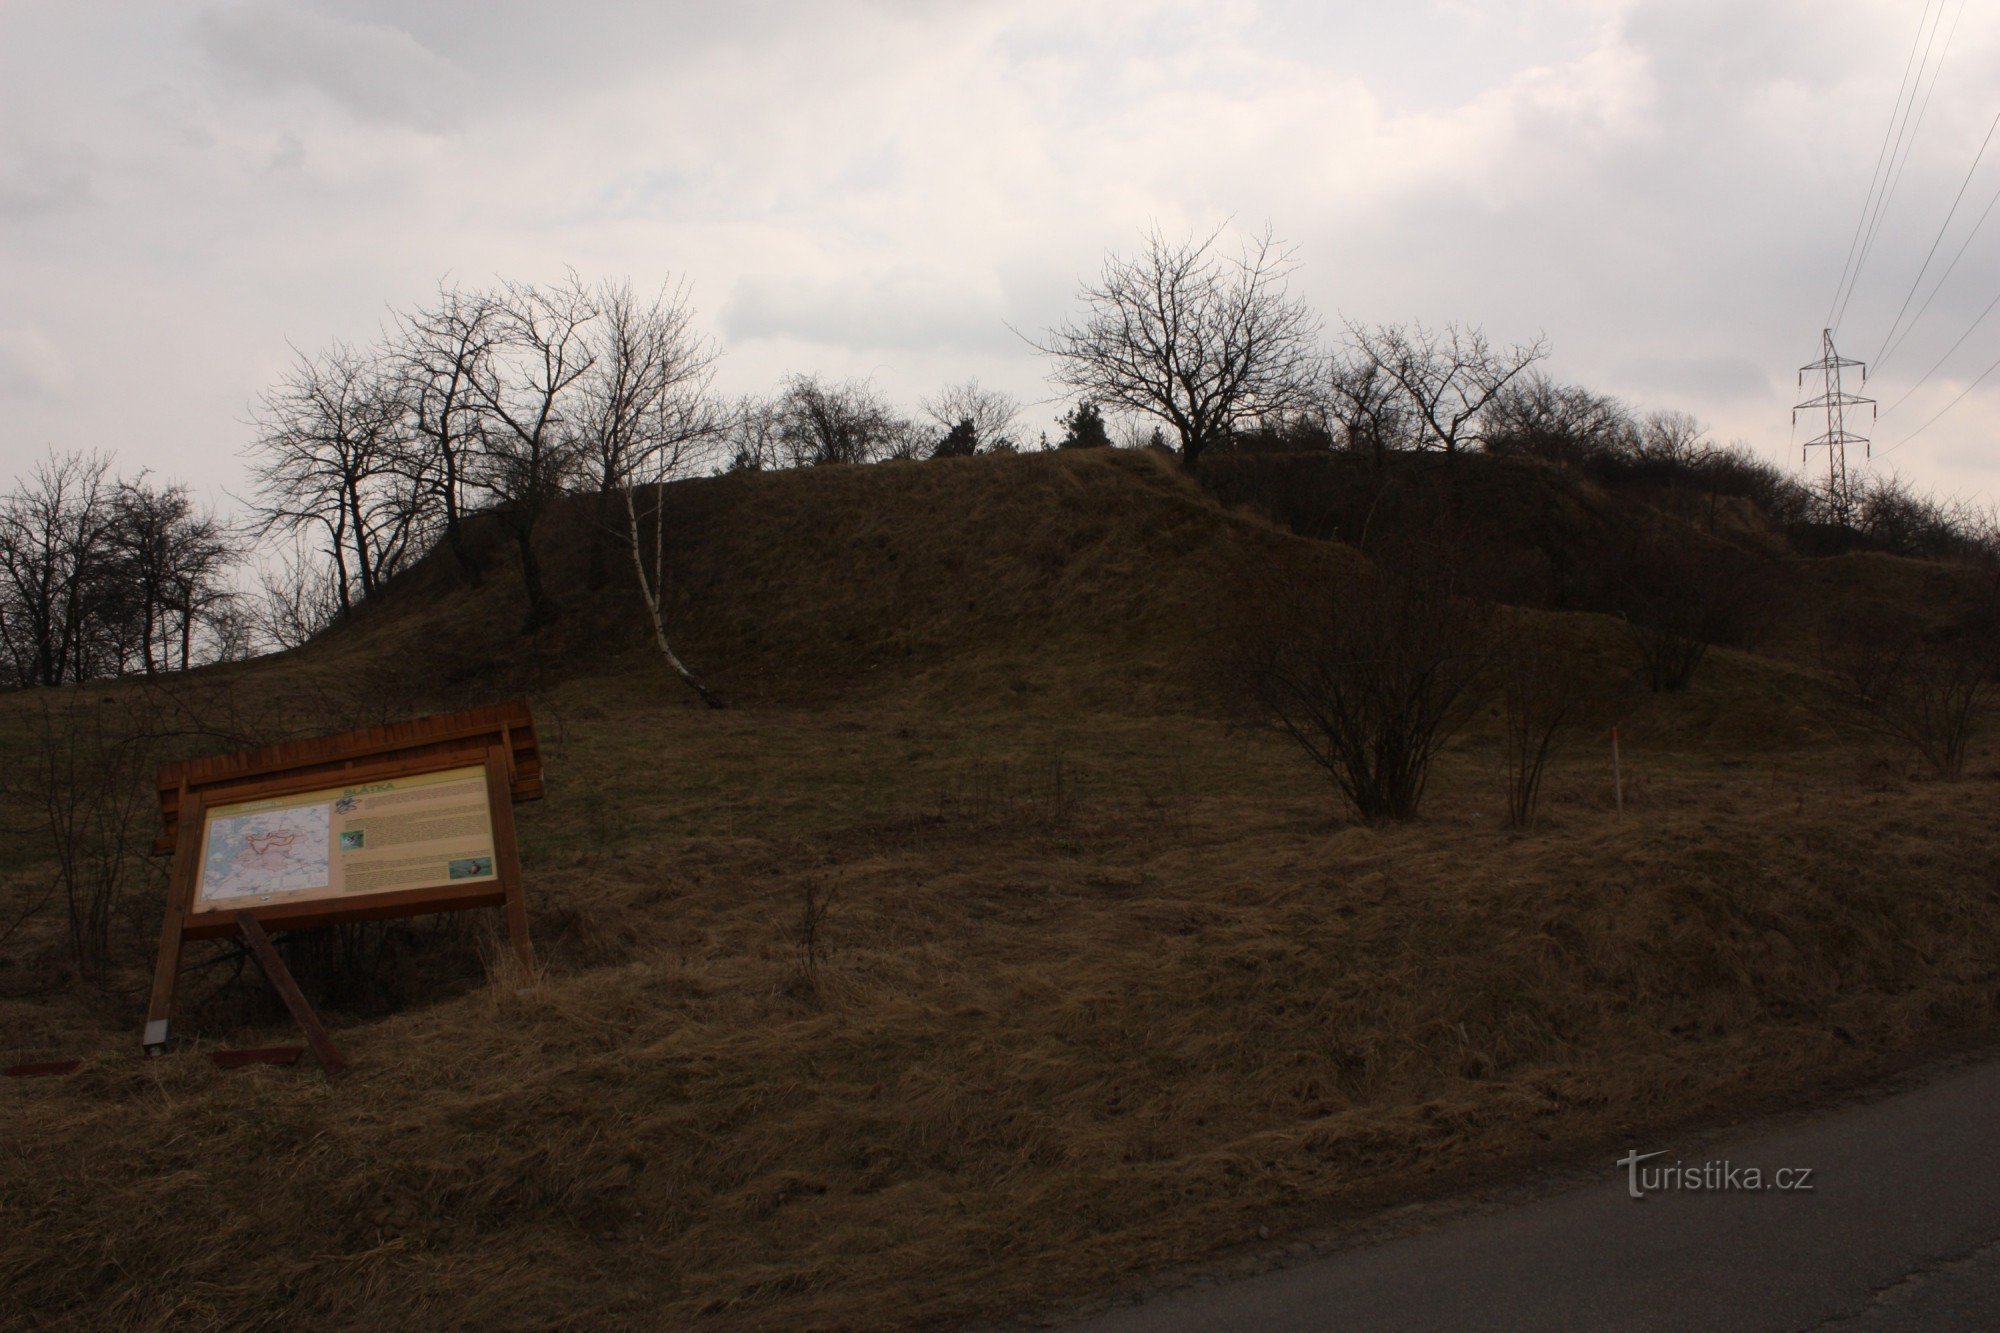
152 700 542 855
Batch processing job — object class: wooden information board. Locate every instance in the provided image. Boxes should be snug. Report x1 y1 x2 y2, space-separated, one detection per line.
144 702 543 1052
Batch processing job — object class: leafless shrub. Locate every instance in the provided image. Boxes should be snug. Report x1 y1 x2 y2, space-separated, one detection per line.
1239 553 1498 821
1822 607 1999 780
26 693 167 980
920 379 1020 457
789 876 837 996
724 395 782 472
1610 524 1765 692
1482 372 1629 466
1497 620 1588 828
0 882 55 959
773 374 906 467
1845 473 2000 565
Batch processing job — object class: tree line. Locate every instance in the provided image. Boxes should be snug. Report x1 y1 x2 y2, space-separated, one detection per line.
0 452 240 688
4 224 1993 694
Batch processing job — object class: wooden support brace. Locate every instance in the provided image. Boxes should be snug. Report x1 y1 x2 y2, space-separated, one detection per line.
4 1060 83 1078
234 911 348 1076
208 1046 304 1070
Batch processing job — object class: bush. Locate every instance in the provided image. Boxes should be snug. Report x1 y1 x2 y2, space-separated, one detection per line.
1497 620 1587 827
1847 474 2000 565
1055 401 1111 450
1608 523 1766 692
1239 552 1496 821
24 693 167 981
1822 601 2000 779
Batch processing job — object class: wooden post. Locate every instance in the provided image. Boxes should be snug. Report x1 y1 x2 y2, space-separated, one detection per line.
143 792 205 1052
234 911 348 1076
486 744 534 978
1611 725 1625 816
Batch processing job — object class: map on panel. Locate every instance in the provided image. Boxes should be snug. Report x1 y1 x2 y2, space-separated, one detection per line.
199 803 334 901
191 765 497 913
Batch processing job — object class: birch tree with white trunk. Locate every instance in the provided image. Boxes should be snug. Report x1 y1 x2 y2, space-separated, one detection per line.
582 278 729 708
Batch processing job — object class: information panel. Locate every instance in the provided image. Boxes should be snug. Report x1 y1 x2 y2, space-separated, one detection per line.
190 765 498 916
146 701 541 1052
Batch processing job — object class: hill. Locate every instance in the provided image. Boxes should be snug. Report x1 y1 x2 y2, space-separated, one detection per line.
304 447 1311 710
2 446 1998 1328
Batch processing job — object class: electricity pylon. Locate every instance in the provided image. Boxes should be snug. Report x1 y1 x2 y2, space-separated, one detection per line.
1793 329 1875 520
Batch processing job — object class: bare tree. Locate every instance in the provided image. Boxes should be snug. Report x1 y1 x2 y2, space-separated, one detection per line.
1036 224 1321 468
252 538 346 651
725 394 782 472
391 282 500 585
103 478 236 674
883 418 932 461
576 278 718 588
460 274 600 628
245 342 431 616
1322 356 1413 466
579 276 730 707
0 450 118 687
1341 320 1548 460
772 373 904 467
919 379 1020 457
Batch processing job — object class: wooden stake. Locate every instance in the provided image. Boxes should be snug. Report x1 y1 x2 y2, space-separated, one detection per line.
1611 725 1625 816
234 911 348 1076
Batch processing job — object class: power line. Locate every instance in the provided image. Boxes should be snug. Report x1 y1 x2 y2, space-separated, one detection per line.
1871 102 1998 370
1876 342 2000 459
1880 284 2000 419
1826 0 1940 329
1852 0 1961 300
1876 165 2000 372
1838 5 1959 334
1832 0 1944 332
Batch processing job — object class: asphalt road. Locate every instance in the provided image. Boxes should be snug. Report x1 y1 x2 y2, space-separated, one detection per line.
1071 1057 2000 1332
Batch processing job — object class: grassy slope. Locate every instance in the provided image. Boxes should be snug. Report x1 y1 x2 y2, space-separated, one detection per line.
2 448 1998 1329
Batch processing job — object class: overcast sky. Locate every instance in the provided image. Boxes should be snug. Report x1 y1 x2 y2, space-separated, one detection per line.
3 0 1998 512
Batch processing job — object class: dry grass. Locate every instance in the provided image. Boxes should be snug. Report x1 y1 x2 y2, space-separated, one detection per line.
4 450 1999 1329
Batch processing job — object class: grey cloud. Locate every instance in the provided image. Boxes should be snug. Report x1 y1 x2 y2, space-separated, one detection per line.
721 273 1018 355
5 0 1998 505
194 1 472 132
0 328 70 400
127 85 219 150
1611 353 1776 405
1620 0 1857 97
0 147 93 222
